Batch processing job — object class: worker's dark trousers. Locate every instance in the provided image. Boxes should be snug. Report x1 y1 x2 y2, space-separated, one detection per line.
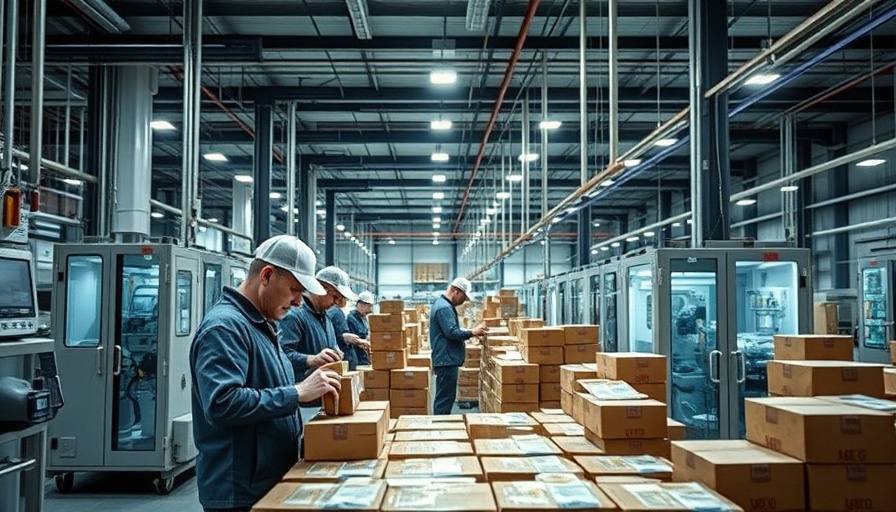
433 365 459 415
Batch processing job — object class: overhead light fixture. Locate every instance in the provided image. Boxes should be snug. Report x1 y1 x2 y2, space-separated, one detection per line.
67 0 131 34
590 249 598 255
203 152 228 162
540 240 546 245
600 246 610 251
431 152 450 162
686 218 693 224
623 159 642 168
518 153 539 162
315 199 322 206
551 217 562 224
654 138 678 147
269 192 282 199
433 216 441 223
857 158 886 167
736 198 757 206
433 223 441 229
345 0 372 40
432 174 447 183
643 231 655 237
388 239 396 245
496 191 511 200
429 69 457 85
481 218 491 225
150 120 176 131
62 178 83 186
672 222 682 227
432 206 443 213
506 174 523 182
150 212 164 219
593 222 601 227
485 208 496 216
780 185 799 192
344 231 352 238
626 236 640 242
432 239 439 245
430 120 452 130
433 192 445 200
466 0 491 32
316 208 327 216
600 179 615 187
745 73 781 86
433 232 440 237
234 175 253 183
336 223 345 231
610 242 620 248
207 217 218 223
539 120 562 130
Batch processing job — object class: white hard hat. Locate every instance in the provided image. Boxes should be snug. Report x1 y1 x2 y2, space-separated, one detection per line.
254 235 326 295
316 266 358 301
450 277 475 301
357 291 376 305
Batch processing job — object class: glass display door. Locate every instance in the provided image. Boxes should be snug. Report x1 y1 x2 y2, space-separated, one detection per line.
588 270 600 326
570 276 584 324
601 270 619 352
858 262 894 363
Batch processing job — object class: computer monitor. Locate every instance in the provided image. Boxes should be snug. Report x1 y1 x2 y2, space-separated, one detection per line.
0 245 39 338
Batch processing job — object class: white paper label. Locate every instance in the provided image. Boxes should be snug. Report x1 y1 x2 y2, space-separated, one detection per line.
530 456 569 473
580 380 645 400
626 456 673 475
339 460 381 477
306 462 341 477
546 481 603 509
664 482 733 511
284 484 333 506
502 482 551 506
513 435 553 454
322 481 384 509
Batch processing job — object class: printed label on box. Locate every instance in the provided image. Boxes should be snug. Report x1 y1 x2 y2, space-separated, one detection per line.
333 424 348 441
323 481 384 509
531 456 569 473
626 456 672 474
284 484 332 506
547 482 603 508
502 483 552 506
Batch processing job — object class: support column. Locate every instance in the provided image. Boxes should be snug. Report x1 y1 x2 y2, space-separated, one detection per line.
84 67 109 238
324 189 336 265
659 190 673 247
29 0 46 187
253 102 273 242
181 0 202 246
828 124 849 288
521 91 530 233
781 115 797 241
286 101 297 235
742 158 758 240
298 160 316 247
232 180 252 254
796 139 814 247
689 0 730 245
577 0 591 267
541 53 551 281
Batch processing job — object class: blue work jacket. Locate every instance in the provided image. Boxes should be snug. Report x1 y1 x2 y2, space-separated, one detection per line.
280 300 337 381
430 294 473 367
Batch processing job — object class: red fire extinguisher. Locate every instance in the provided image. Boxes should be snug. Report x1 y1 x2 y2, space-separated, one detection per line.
2 187 22 228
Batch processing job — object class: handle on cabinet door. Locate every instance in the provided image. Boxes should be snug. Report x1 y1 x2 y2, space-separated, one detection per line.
709 350 722 384
732 350 746 384
95 346 104 375
112 345 122 376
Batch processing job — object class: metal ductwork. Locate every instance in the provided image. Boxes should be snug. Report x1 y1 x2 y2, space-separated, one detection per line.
345 0 372 40
466 0 491 32
67 0 130 34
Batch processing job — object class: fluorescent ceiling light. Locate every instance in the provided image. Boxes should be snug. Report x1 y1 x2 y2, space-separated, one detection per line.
654 138 678 147
234 175 253 183
388 239 395 245
431 152 450 162
432 206 443 213
551 217 562 224
600 246 610 251
857 158 886 167
430 120 452 130
672 222 682 227
203 152 228 162
600 179 615 187
432 174 447 183
346 0 372 39
506 174 523 182
745 73 781 86
626 236 640 242
643 231 655 237
344 231 352 238
481 218 491 225
432 239 439 245
433 223 441 229
518 153 539 162
496 191 511 200
150 212 164 219
207 217 218 223
590 249 598 255
485 208 496 215
430 69 457 85
336 223 345 231
780 185 799 192
62 178 83 186
269 192 282 199
610 242 621 247
686 218 693 224
623 159 642 167
466 0 491 31
433 217 441 223
150 120 176 131
433 192 445 200
539 120 562 130
736 198 757 206
315 199 322 206
316 208 326 216
433 232 440 236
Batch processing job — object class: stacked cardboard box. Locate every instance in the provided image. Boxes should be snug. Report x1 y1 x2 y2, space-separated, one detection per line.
253 478 387 511
773 334 854 361
508 318 544 338
369 306 407 371
580 394 669 458
480 454 584 481
813 302 840 335
886 368 896 396
381 482 497 512
492 479 615 511
598 352 667 404
404 322 420 354
766 360 886 397
600 481 743 511
282 459 388 482
384 455 484 481
359 366 390 402
464 413 540 439
519 328 565 367
559 363 598 416
390 367 430 417
489 357 540 413
573 455 673 481
561 325 600 364
303 409 389 461
890 340 896 365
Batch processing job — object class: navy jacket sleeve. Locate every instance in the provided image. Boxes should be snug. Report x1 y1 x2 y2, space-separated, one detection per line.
346 311 368 338
191 325 299 427
278 312 311 375
433 304 472 342
327 307 351 351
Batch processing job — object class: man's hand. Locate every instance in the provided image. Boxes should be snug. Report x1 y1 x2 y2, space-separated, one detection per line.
308 348 342 367
353 338 371 352
296 368 342 403
471 322 488 337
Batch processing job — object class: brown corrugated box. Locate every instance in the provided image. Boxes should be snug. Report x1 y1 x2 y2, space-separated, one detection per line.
389 388 430 408
371 331 406 351
282 459 387 482
473 436 563 456
886 368 896 396
465 413 539 439
379 300 405 314
671 440 805 512
773 334 853 361
361 368 391 389
390 367 429 389
484 317 504 327
552 435 603 455
520 327 566 347
766 360 886 397
539 364 561 383
560 324 601 345
252 479 386 511
521 346 565 365
561 391 574 416
530 411 576 424
407 354 431 367
393 429 470 442
666 418 686 441
493 400 541 414
322 371 362 416
384 455 483 481
543 423 585 437
381 482 497 512
493 480 617 512
583 430 669 458
371 349 408 370
466 345 483 361
403 308 419 323
356 400 391 422
496 383 539 404
458 386 479 400
391 406 427 417
583 399 667 439
480 455 584 482
394 416 466 431
369 313 404 332
805 464 896 511
304 409 387 461
560 364 599 393
598 481 744 511
508 318 545 338
890 340 896 364
363 387 390 401
459 367 480 386
744 397 896 463
574 455 672 481
387 440 474 459
565 344 599 364
597 353 667 383
813 302 840 335
492 358 540 384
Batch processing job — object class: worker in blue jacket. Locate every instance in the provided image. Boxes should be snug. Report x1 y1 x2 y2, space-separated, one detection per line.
430 277 487 415
346 291 375 366
189 235 342 512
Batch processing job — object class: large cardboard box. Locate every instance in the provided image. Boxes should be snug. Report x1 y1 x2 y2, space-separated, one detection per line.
384 456 484 481
630 382 666 402
403 308 419 323
493 480 616 512
508 318 544 337
671 441 805 512
598 353 666 383
473 436 563 456
465 413 539 439
389 388 430 408
459 367 480 386
543 423 585 437
253 479 386 511
582 399 667 439
560 324 601 345
890 340 896 364
539 383 562 402
363 387 390 401
574 455 673 481
806 464 896 511
766 360 886 397
492 358 540 384
560 391 574 416
371 349 408 370
666 418 686 441
552 435 603 455
530 411 575 424
496 383 539 404
390 367 429 389
357 400 391 422
886 368 896 396
560 364 599 393
565 344 599 364
391 406 427 417
322 371 362 416
744 397 896 463
304 409 387 461
480 455 584 482
521 346 564 365
599 482 744 511
407 354 431 367
369 313 404 332
458 386 479 400
583 430 669 458
370 331 405 350
466 345 482 361
534 366 559 386
387 440 474 459
381 482 497 512
282 459 387 482
362 369 391 389
379 300 405 314
773 334 853 361
393 429 470 442
813 302 840 335
520 327 565 347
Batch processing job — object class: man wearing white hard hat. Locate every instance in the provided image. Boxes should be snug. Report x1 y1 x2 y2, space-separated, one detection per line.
325 286 371 371
346 291 375 366
430 277 487 415
189 235 342 512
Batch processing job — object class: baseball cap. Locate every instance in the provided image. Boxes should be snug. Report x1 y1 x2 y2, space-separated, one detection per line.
316 266 358 301
450 277 475 301
357 291 376 305
254 235 326 295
